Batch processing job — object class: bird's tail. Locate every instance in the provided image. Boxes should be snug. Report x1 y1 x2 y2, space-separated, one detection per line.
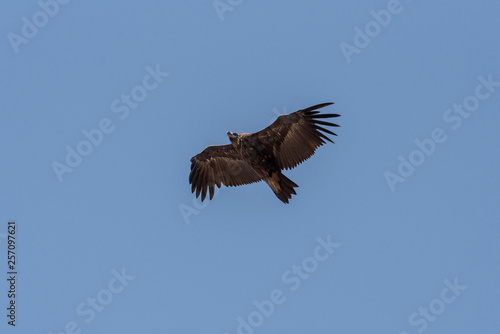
266 172 298 204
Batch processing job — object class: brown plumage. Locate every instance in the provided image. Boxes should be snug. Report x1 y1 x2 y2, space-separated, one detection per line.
189 103 340 203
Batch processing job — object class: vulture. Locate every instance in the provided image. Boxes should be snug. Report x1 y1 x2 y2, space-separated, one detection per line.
189 103 340 203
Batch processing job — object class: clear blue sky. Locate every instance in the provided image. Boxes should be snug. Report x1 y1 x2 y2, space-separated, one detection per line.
1 1 499 333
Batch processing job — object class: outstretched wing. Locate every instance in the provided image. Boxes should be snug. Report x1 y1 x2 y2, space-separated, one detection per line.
251 103 340 170
189 144 264 201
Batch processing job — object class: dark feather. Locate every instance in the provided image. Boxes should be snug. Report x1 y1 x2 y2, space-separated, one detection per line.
310 113 341 118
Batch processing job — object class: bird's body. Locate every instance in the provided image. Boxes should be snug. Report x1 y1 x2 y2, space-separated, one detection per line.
189 103 340 203
227 132 297 203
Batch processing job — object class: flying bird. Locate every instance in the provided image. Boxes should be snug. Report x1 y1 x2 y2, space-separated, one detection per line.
189 103 340 203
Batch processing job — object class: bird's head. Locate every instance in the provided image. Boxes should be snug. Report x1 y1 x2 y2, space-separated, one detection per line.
227 131 238 143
